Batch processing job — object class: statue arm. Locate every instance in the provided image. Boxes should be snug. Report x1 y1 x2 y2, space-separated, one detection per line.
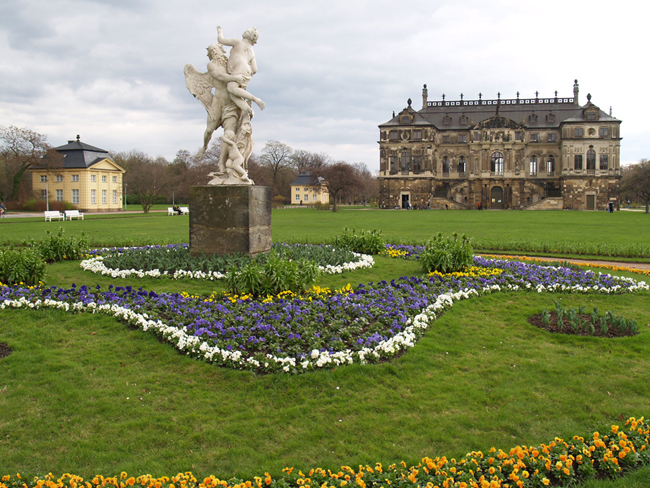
216 26 237 46
207 63 244 84
249 48 258 75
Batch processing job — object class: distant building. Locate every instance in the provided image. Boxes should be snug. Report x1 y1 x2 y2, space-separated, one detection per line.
378 80 621 210
31 135 125 212
290 174 330 205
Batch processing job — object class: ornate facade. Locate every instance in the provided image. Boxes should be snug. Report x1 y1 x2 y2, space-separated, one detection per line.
378 81 621 210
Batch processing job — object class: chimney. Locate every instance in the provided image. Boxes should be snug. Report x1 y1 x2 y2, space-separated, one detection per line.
422 84 428 109
573 79 579 105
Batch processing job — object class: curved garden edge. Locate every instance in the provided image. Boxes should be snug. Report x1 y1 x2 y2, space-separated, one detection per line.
1 257 648 374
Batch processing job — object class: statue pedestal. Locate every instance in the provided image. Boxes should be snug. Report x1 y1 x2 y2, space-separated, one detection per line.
189 186 272 256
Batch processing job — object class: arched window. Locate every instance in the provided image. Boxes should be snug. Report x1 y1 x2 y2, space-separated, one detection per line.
546 156 555 174
587 149 596 170
529 156 538 176
458 156 466 174
442 156 450 174
491 152 504 175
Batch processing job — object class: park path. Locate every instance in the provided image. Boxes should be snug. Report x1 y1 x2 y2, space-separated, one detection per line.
479 254 650 271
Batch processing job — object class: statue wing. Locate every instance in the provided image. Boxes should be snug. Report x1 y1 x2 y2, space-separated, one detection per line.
184 64 218 121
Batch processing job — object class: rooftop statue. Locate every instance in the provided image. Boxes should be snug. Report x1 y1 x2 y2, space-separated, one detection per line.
184 26 264 185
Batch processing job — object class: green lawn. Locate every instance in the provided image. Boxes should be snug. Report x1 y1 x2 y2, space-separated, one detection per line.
1 210 649 486
1 208 649 259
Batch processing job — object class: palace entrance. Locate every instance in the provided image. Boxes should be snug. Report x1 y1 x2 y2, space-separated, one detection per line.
490 186 504 209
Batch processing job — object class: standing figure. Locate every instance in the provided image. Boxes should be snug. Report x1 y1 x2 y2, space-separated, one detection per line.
217 26 265 116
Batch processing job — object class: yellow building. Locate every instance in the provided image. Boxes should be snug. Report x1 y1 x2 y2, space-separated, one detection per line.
290 174 329 205
31 136 125 212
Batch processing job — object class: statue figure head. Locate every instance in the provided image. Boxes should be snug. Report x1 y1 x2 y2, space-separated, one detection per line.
206 43 226 61
242 27 259 44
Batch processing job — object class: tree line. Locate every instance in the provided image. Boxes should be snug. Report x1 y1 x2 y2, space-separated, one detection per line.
1 126 379 212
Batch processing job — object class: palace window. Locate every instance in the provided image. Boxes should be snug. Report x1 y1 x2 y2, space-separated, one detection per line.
413 156 421 173
491 152 504 175
442 135 450 144
389 130 398 140
443 115 452 125
113 190 118 204
390 156 397 172
546 156 555 174
599 127 609 137
547 133 556 142
102 175 107 183
574 128 584 137
515 131 522 141
574 154 583 170
473 132 481 141
72 189 79 204
546 113 555 122
40 175 47 182
401 115 410 124
401 152 410 172
295 194 300 202
72 175 79 182
586 111 597 120
586 149 596 170
530 133 539 142
458 134 467 143
529 156 538 176
413 130 422 140
56 175 63 182
91 175 96 182
56 189 63 202
459 115 468 124
41 190 47 199
442 156 450 174
113 176 118 183
91 189 96 204
529 114 538 123
458 156 466 174
600 154 609 170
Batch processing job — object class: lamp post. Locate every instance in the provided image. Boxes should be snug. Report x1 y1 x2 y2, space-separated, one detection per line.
173 191 175 206
124 183 127 211
45 176 49 212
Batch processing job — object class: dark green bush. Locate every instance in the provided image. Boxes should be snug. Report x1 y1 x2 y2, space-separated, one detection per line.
419 232 474 273
334 227 385 255
0 248 47 286
227 254 320 297
37 228 89 263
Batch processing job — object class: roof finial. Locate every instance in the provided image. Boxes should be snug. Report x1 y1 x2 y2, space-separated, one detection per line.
407 98 412 107
587 93 592 102
76 134 80 141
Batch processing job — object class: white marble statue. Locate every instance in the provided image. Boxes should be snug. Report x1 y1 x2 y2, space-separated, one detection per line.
184 26 264 185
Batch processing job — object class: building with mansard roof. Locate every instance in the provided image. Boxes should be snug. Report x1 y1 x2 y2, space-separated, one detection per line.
377 80 621 210
31 135 125 211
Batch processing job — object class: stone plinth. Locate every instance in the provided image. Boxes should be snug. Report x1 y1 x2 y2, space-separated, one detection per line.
189 186 272 256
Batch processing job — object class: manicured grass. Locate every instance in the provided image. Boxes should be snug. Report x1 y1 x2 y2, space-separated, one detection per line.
1 211 649 485
1 208 648 259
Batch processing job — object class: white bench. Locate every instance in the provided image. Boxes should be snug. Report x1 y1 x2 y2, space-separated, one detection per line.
65 210 84 220
44 211 64 222
168 206 189 215
168 207 175 216
180 206 189 215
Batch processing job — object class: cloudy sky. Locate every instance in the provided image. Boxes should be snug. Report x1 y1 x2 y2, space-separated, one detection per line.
1 0 648 171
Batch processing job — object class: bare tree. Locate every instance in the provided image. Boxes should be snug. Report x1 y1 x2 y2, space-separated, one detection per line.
621 159 650 213
290 149 331 175
118 150 171 212
315 161 362 212
259 140 293 192
0 126 52 201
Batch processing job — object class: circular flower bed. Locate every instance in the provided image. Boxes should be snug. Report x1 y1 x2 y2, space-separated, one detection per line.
81 243 374 280
2 256 647 374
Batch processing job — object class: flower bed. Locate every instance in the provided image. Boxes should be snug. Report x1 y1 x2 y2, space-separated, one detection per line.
2 417 648 488
2 257 647 374
81 244 374 280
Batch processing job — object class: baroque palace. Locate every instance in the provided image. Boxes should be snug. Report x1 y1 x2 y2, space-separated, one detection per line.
378 80 621 210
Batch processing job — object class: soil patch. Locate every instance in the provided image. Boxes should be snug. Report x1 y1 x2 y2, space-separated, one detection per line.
0 342 12 359
527 312 638 338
